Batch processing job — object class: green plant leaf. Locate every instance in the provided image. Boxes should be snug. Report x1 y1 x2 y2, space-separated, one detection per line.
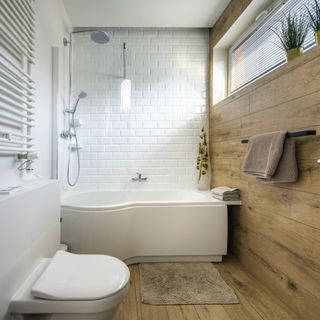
272 12 309 51
306 0 320 31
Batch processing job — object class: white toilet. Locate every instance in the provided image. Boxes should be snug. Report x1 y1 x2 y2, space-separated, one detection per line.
10 250 130 320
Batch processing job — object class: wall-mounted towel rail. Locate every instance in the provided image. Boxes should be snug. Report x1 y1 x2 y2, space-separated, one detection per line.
0 3 34 41
0 113 35 127
0 77 34 101
0 5 35 46
0 97 35 113
0 25 35 62
0 86 35 107
0 0 35 157
241 130 317 144
0 104 34 120
0 146 35 154
0 53 34 84
0 69 34 94
0 131 34 140
9 132 34 140
0 138 34 147
0 130 35 152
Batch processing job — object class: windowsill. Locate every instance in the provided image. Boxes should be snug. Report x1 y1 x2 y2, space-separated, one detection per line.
213 44 320 109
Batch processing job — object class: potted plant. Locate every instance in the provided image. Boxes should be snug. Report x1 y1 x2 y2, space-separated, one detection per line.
306 0 320 45
272 13 309 62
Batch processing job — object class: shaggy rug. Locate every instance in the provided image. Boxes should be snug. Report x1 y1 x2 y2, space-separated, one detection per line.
139 262 239 305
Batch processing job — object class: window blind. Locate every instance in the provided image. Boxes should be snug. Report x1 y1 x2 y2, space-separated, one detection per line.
0 0 36 155
229 0 316 93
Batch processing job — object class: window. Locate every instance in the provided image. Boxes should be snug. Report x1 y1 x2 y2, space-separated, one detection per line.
229 0 316 93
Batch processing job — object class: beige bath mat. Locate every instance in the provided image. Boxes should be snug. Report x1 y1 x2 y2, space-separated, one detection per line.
139 262 239 305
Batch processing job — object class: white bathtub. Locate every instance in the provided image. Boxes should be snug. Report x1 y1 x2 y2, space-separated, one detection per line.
61 190 228 263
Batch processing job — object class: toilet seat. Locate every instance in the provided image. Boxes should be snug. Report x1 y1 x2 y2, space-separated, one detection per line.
31 251 130 301
10 253 130 315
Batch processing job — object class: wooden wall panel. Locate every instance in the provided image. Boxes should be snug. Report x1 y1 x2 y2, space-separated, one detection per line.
210 4 320 317
210 0 252 47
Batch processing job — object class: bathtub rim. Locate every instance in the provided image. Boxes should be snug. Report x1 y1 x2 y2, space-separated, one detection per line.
60 189 240 211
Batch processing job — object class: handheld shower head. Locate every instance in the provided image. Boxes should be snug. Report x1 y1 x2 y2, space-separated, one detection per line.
71 91 87 114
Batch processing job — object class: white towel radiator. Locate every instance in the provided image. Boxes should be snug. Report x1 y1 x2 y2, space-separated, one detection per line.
0 0 36 156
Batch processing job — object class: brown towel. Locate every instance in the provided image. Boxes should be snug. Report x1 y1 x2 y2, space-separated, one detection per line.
243 131 287 179
257 138 298 183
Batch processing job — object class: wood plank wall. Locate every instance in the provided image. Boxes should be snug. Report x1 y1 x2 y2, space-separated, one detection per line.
209 2 320 319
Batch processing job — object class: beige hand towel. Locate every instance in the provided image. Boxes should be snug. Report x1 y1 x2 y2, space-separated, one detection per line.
211 186 240 201
211 186 240 196
257 138 298 183
212 194 240 201
242 131 287 179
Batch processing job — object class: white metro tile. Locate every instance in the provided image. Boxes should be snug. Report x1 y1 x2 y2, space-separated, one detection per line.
71 28 208 189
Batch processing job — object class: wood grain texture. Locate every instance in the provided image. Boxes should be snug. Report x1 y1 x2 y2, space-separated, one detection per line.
210 0 253 47
209 37 320 319
113 261 297 320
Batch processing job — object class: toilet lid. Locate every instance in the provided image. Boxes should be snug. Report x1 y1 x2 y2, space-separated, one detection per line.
31 251 130 301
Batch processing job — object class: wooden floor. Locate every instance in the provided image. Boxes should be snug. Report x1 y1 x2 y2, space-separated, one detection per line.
114 258 299 320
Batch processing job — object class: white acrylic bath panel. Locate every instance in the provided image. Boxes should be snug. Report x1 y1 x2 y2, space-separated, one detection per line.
61 190 228 263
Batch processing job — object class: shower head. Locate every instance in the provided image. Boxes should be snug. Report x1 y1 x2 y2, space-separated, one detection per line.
63 30 109 46
90 30 109 44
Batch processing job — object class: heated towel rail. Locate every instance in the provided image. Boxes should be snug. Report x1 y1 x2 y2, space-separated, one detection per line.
0 0 36 155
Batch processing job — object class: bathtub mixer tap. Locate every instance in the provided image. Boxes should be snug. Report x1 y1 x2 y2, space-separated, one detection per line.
132 172 147 182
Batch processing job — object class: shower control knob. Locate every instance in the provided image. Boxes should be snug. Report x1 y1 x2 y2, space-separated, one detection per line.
60 131 69 139
60 131 75 139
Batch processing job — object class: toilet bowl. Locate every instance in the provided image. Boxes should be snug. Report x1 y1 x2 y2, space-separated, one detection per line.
10 251 130 320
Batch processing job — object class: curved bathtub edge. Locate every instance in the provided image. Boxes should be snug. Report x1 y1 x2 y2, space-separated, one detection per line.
124 255 223 265
60 190 231 210
61 200 228 212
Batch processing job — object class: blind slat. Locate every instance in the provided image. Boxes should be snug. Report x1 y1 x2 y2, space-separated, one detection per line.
230 0 316 93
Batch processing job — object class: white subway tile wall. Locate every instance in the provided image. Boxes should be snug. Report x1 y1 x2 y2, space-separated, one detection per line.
71 28 209 190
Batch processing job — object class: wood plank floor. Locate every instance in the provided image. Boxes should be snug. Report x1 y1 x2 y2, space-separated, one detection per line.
113 258 299 320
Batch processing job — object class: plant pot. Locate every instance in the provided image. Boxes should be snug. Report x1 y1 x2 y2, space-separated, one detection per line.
197 164 211 191
315 31 320 45
197 173 210 190
286 47 303 62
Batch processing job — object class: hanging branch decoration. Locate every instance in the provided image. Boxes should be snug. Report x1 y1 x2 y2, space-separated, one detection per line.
197 127 209 182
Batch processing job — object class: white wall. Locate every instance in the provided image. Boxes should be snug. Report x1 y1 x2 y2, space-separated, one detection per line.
212 48 228 104
70 28 209 190
33 0 70 179
0 0 70 187
0 181 60 320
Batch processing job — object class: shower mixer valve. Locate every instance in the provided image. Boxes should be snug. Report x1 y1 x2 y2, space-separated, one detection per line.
60 130 76 139
132 172 147 182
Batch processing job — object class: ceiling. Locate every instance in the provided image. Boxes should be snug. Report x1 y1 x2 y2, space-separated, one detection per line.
62 0 231 28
